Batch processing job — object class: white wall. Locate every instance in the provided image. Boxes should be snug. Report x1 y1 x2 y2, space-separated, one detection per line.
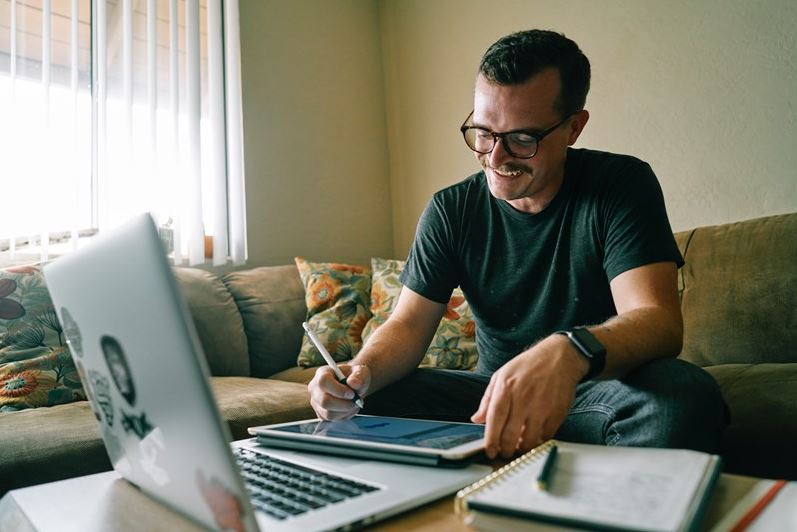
378 0 797 257
239 1 393 267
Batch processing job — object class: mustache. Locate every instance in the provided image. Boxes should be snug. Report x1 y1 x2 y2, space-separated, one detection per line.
475 154 532 174
495 164 531 173
478 158 532 175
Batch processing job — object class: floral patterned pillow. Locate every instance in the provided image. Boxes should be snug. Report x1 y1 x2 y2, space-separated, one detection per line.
294 257 372 367
362 258 478 370
0 264 86 412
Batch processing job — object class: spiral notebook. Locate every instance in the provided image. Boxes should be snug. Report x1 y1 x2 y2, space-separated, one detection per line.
455 440 721 532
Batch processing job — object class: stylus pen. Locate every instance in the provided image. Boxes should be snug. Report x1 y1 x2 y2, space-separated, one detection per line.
535 443 558 491
302 322 365 409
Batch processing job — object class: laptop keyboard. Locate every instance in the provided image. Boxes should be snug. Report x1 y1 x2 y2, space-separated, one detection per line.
234 448 381 521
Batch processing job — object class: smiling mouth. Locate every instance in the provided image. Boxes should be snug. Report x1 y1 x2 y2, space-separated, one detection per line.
492 168 524 178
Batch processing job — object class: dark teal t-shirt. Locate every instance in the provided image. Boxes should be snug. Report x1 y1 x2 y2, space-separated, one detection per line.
399 148 684 375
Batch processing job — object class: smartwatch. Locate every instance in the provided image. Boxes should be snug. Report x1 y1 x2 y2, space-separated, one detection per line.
555 327 606 381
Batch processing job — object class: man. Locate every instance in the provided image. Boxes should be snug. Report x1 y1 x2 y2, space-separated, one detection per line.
308 30 727 459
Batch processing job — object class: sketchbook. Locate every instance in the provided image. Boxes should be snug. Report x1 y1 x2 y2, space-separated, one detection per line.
455 440 722 532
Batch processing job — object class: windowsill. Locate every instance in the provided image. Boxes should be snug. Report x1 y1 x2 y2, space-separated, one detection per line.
1 252 247 273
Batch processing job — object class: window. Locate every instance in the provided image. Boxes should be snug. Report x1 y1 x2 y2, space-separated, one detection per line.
0 0 246 267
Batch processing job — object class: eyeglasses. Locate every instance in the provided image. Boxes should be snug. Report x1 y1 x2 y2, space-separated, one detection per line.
460 111 574 159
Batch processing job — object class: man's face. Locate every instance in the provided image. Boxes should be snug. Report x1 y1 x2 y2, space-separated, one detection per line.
472 68 586 214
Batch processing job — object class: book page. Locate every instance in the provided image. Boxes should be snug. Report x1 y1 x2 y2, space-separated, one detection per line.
711 480 797 531
469 442 715 532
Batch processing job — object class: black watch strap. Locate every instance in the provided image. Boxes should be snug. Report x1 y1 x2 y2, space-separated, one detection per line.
555 327 606 381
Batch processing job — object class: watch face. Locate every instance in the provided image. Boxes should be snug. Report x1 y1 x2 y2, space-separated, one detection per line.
571 328 605 357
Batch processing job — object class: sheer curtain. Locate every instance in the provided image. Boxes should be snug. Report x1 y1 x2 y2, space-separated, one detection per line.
0 0 246 267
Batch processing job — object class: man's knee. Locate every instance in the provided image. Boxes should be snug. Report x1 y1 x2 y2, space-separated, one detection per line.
621 358 728 452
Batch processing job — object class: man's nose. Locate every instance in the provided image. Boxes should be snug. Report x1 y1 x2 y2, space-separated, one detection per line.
487 137 513 168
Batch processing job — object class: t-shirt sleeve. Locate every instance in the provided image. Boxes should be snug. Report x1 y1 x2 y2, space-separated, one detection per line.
601 160 684 281
399 195 459 304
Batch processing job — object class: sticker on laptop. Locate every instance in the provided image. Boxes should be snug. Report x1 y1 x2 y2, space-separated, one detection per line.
59 306 83 358
75 360 101 421
101 424 131 475
121 410 155 439
100 335 136 406
88 369 114 427
197 471 246 532
139 427 170 486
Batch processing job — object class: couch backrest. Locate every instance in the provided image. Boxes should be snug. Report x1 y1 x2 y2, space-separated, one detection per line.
173 267 250 376
675 212 797 366
177 212 796 375
222 265 307 378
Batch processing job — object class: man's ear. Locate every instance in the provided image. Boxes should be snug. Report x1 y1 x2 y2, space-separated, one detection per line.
567 110 590 145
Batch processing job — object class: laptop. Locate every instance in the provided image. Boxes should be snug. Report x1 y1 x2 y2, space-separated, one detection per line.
42 213 490 532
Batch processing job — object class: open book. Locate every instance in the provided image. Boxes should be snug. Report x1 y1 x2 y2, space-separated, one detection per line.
456 440 721 532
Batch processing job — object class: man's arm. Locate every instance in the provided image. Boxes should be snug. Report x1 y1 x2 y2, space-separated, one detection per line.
590 260 683 376
472 261 682 458
307 286 446 420
350 286 447 393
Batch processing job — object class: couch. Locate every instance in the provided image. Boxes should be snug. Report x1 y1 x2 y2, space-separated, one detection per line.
1 212 795 496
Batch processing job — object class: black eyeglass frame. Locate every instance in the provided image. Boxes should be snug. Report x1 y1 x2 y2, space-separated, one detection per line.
459 110 575 159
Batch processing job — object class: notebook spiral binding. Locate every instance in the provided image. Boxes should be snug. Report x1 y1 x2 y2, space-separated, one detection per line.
454 440 557 515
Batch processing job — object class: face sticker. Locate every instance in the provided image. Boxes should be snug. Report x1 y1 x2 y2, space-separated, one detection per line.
88 369 114 427
59 306 83 358
100 335 136 406
121 410 154 439
197 471 246 532
75 360 101 421
139 427 170 486
100 424 130 474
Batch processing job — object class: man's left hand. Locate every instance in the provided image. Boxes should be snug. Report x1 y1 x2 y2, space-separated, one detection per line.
471 334 589 459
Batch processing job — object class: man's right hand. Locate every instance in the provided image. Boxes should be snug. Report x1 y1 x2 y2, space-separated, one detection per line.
308 364 371 420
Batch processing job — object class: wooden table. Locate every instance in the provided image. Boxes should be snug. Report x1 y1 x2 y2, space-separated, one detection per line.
0 469 762 531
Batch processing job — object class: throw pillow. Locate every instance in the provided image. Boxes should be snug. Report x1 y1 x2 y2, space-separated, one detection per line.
0 264 86 411
362 257 478 370
294 257 372 367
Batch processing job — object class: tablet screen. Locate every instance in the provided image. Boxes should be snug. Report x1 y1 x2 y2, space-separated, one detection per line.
268 416 484 450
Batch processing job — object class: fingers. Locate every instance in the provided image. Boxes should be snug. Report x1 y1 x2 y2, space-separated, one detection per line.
482 380 512 459
493 400 522 459
343 364 370 397
470 379 494 424
475 376 542 459
308 366 361 421
517 417 543 454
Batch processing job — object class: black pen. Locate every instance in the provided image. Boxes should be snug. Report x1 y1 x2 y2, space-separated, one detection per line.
535 443 558 491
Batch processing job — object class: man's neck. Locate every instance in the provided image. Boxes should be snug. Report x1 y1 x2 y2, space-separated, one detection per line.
506 168 566 214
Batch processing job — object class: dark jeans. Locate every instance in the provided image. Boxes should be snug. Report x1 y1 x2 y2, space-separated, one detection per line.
361 358 728 453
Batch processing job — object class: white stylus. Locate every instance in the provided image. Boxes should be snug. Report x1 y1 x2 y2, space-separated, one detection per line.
302 322 365 409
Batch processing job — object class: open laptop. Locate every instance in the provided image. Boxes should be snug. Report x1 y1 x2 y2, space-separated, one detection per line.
43 213 490 532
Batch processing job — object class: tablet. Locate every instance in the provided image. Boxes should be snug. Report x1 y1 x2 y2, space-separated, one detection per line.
248 415 486 466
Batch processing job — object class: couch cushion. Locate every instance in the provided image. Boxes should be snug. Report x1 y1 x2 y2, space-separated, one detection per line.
294 258 372 368
173 267 249 377
209 377 314 439
362 257 478 370
0 400 110 494
0 377 314 494
222 266 307 378
0 264 86 411
704 363 797 479
677 213 797 366
268 366 319 385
